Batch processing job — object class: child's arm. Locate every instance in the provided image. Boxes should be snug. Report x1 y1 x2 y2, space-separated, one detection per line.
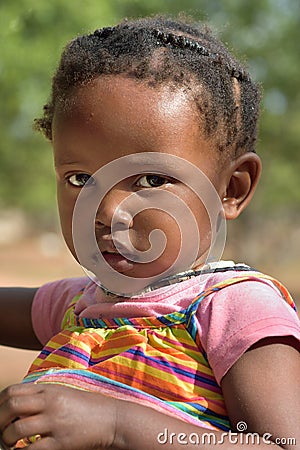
0 287 42 350
221 335 300 447
0 337 299 449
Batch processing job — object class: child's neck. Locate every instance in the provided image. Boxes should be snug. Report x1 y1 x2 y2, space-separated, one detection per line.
99 263 211 300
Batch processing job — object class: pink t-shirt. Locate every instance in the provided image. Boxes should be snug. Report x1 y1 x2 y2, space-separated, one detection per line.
31 263 300 384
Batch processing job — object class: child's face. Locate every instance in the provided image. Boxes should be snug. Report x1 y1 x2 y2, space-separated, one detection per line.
52 76 228 285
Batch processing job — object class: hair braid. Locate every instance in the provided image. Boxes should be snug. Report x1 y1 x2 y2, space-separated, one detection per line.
34 15 261 159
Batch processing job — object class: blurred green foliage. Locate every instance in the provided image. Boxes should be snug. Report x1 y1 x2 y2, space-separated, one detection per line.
0 0 299 224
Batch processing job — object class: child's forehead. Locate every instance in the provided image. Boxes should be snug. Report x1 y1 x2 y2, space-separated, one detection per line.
64 75 196 114
54 75 205 146
53 76 222 179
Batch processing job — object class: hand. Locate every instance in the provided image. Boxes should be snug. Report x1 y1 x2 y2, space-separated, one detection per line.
0 383 117 450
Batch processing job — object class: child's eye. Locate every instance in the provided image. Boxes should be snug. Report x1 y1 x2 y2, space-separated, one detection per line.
67 173 95 187
136 175 169 188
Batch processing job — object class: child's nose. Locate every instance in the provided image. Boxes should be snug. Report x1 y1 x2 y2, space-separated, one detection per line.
96 188 133 229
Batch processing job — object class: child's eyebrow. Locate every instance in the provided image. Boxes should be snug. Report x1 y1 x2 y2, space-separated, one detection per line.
54 160 83 167
130 154 178 173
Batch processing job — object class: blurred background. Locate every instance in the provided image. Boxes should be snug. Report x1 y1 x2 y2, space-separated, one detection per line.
0 0 299 389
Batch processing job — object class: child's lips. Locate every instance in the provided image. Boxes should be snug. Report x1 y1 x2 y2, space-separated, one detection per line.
102 251 135 272
97 233 140 271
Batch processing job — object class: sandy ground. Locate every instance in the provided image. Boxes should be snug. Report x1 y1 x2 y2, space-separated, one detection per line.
0 235 83 389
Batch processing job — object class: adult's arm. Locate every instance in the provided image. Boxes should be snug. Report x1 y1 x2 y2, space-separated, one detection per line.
0 337 299 449
0 287 42 350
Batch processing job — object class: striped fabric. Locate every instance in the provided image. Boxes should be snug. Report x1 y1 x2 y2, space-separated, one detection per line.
23 273 296 436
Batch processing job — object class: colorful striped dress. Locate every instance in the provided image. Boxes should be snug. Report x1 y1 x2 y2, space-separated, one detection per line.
19 272 296 446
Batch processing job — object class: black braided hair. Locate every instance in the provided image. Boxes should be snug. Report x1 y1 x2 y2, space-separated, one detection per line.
35 15 261 158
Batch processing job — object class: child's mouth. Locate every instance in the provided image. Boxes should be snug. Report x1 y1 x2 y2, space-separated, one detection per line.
102 251 135 272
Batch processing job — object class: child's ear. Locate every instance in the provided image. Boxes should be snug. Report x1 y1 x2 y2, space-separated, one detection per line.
222 152 262 220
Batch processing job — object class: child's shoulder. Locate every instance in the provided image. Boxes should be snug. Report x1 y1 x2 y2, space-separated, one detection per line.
202 260 291 303
196 261 300 384
36 276 92 297
32 276 93 345
196 260 298 335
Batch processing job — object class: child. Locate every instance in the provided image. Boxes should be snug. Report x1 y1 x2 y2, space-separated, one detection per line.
0 15 299 450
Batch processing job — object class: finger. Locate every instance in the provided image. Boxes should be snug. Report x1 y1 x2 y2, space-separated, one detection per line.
21 436 110 450
2 415 50 449
0 390 46 431
0 433 10 450
0 384 44 406
22 436 56 450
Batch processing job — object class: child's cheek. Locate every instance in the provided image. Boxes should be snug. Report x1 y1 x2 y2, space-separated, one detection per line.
57 188 78 259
